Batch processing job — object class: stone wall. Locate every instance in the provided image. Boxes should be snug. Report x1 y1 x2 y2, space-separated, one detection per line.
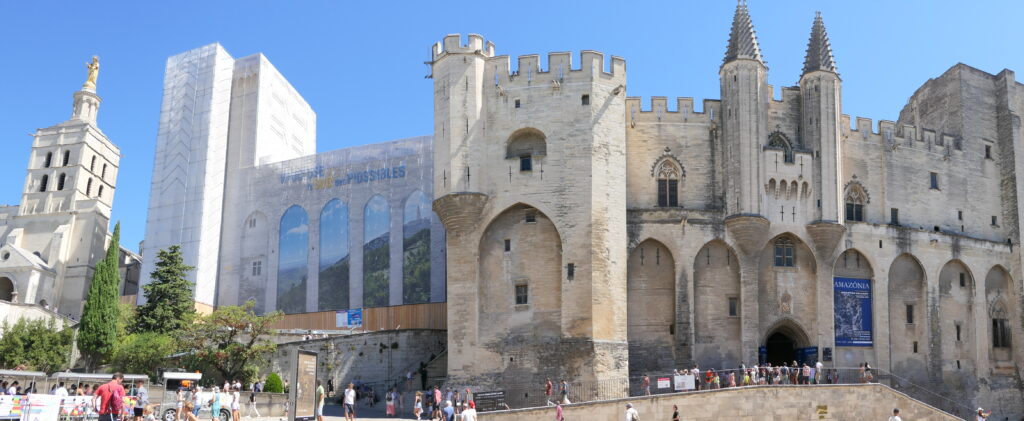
479 384 960 421
268 329 445 390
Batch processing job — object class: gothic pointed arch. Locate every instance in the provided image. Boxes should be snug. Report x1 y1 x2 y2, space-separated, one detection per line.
758 234 817 351
844 176 869 222
627 238 677 374
277 205 309 314
985 265 1014 361
888 253 927 378
693 240 741 368
767 131 794 163
938 260 977 370
478 203 562 341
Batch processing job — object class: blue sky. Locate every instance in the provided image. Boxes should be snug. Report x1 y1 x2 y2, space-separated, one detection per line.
1 1 1021 251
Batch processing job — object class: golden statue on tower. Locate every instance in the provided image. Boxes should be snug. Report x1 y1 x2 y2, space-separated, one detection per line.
83 56 99 91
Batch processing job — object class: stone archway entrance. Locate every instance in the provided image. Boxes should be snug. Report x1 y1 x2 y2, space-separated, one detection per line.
0 277 13 302
761 320 812 366
765 331 796 366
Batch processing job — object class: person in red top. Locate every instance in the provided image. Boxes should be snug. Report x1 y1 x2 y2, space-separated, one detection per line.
95 373 126 421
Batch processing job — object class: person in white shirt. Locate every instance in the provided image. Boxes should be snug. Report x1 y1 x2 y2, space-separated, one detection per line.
7 381 19 395
54 382 69 397
815 361 824 384
343 383 356 421
889 408 902 421
624 403 639 421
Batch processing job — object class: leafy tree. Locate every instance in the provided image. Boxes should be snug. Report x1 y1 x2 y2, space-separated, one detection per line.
78 222 122 369
134 245 196 334
0 318 73 372
264 373 284 393
110 332 178 380
179 300 282 383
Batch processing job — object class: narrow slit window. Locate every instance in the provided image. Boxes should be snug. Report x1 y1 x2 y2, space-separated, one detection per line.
930 172 939 189
906 304 914 324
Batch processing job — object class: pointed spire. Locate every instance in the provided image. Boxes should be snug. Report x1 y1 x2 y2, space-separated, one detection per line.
802 12 838 75
723 0 765 66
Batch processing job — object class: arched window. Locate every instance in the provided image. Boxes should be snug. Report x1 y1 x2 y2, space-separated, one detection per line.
90 156 96 172
991 300 1011 349
845 182 868 222
62 151 70 166
277 205 309 314
773 237 795 267
506 128 547 172
768 132 794 163
39 175 49 192
101 163 107 179
57 173 66 191
44 152 52 168
98 185 104 198
86 178 93 196
655 160 680 207
363 195 391 307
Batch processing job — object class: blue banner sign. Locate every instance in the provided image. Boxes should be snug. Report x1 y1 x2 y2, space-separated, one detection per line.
833 277 872 346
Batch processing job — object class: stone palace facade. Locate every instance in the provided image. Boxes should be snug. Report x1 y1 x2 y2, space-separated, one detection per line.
431 3 1024 413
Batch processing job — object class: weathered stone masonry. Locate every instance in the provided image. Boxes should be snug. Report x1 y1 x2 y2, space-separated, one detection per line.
432 3 1024 416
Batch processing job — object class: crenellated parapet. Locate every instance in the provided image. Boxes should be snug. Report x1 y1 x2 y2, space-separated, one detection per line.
431 34 496 61
484 50 626 93
841 114 968 158
624 97 720 126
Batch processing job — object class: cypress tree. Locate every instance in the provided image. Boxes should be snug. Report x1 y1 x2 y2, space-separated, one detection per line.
78 222 122 369
134 245 196 334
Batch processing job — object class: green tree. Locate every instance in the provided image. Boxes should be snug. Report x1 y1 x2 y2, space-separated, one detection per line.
0 318 74 372
110 332 178 380
78 222 122 369
179 300 282 383
264 373 284 393
134 245 196 334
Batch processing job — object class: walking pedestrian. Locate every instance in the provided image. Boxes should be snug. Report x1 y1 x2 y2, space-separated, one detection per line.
246 388 260 418
559 380 570 405
814 360 824 384
544 379 553 404
315 381 325 421
641 375 651 396
888 408 902 421
192 387 202 417
231 386 241 421
413 391 423 420
208 386 222 421
385 388 395 417
671 404 679 421
554 403 563 421
624 403 639 421
344 383 356 421
95 373 126 421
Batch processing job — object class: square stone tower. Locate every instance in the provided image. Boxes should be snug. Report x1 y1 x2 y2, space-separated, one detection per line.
431 34 629 391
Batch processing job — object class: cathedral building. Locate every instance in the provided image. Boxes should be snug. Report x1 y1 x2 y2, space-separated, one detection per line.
0 58 138 319
430 3 1024 414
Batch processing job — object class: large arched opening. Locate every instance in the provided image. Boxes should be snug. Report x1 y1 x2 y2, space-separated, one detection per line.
938 260 976 373
833 249 875 367
757 233 817 354
478 204 563 341
692 240 740 368
627 239 676 375
761 319 811 366
888 254 927 379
